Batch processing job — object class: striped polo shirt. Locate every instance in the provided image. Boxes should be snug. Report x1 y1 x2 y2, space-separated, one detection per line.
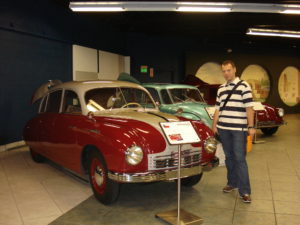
215 77 254 131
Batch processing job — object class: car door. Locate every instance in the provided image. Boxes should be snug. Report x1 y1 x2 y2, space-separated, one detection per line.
24 95 48 155
39 89 63 162
53 89 83 172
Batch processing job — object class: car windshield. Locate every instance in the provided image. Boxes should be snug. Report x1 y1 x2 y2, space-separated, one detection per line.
169 88 205 103
85 87 155 111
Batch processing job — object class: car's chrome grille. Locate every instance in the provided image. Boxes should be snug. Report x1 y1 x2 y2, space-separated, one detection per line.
148 149 201 171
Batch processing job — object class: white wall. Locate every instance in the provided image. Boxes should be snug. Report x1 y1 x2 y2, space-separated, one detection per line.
72 45 130 81
72 45 98 81
98 50 120 80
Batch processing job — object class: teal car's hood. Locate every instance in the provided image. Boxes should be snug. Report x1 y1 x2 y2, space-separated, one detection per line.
159 102 215 127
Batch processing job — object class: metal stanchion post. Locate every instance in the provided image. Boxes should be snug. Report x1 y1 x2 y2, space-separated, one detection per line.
253 111 265 144
156 121 203 225
177 144 181 225
155 144 203 225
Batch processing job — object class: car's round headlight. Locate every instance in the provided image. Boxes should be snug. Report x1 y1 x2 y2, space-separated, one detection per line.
277 108 284 117
125 146 143 165
204 136 217 154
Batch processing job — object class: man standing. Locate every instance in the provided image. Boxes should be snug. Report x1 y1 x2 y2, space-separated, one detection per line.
212 60 255 203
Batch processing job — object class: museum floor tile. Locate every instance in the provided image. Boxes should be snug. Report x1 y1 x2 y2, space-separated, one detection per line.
0 114 299 225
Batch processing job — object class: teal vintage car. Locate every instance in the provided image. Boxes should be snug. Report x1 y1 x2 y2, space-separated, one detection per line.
143 83 215 128
118 73 215 128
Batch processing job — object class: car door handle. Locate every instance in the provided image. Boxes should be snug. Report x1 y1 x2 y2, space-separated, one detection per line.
88 129 100 134
69 125 76 129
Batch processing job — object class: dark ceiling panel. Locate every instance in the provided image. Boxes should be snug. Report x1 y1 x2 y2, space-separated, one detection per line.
54 0 300 47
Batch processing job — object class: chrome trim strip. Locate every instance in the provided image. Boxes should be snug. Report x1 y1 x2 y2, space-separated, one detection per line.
148 148 201 171
108 165 202 183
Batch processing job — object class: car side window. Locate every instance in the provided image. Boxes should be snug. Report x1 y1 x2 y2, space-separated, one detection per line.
39 95 48 113
62 90 82 114
146 88 160 103
45 90 62 113
160 89 172 104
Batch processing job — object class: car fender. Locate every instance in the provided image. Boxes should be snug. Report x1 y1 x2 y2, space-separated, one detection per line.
76 118 167 174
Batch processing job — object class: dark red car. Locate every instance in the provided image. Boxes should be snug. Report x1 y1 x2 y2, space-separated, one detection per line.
184 75 285 135
24 80 219 204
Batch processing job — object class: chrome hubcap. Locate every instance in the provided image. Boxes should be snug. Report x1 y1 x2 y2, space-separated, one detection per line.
94 166 104 187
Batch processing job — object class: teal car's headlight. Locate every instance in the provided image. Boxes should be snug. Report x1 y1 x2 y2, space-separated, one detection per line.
125 145 143 165
277 108 284 117
204 137 217 154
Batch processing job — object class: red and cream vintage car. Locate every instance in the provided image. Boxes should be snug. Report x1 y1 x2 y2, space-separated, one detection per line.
184 75 285 135
23 80 219 204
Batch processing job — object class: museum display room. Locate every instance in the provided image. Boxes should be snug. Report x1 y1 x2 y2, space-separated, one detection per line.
1 1 300 225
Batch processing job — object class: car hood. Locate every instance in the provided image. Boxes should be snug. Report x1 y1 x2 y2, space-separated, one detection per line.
93 109 179 130
92 108 213 153
174 101 211 110
161 102 214 126
91 109 183 156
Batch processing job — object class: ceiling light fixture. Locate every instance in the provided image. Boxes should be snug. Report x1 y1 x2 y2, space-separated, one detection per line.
281 9 300 14
70 2 125 12
70 7 125 12
246 28 300 38
176 6 231 12
69 1 300 14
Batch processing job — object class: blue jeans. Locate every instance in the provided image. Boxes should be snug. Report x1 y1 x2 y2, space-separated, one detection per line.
218 128 251 195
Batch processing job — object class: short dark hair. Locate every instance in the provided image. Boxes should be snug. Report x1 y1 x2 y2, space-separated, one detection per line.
222 60 236 68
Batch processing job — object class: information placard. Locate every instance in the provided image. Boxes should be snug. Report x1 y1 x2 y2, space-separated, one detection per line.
160 121 200 145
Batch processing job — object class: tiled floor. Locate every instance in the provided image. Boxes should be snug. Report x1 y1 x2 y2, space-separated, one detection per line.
0 114 299 225
0 146 92 225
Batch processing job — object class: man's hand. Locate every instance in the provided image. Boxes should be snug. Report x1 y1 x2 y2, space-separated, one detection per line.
248 128 256 140
212 126 218 134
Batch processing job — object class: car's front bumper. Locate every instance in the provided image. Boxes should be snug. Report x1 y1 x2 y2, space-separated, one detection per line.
108 165 202 183
256 120 286 128
202 157 219 171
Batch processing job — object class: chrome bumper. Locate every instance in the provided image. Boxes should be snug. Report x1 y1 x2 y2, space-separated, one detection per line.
255 121 286 128
108 165 202 183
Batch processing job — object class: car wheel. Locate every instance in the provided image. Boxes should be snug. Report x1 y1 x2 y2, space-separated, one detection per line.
88 150 120 205
261 127 278 136
181 173 203 187
30 148 45 163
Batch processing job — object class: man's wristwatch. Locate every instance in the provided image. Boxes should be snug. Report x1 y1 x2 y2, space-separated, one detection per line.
248 126 255 129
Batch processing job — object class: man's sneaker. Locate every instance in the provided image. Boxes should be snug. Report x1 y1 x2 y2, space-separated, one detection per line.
240 194 251 203
222 185 237 193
